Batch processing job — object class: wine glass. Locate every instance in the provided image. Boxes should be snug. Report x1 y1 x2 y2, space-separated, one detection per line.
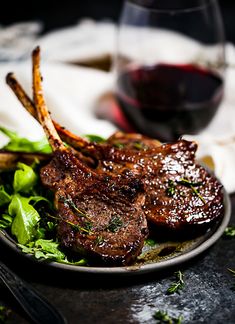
113 0 225 142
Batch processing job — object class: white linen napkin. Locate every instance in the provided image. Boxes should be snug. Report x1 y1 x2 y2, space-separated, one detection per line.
0 20 235 193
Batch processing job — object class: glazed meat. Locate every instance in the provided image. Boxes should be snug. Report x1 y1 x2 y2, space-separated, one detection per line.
42 126 223 232
7 47 224 238
41 150 147 265
29 47 148 266
106 131 162 150
88 137 224 231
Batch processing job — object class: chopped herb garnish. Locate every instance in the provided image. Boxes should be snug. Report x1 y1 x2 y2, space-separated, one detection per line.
228 268 235 290
167 270 184 294
133 141 149 150
107 215 123 233
95 235 104 246
45 212 94 235
224 226 235 238
178 178 206 204
58 198 94 234
59 195 91 221
66 220 94 235
178 179 202 187
113 142 125 149
153 310 183 324
228 268 235 275
166 180 176 197
133 142 144 150
145 238 158 246
84 134 106 143
0 305 11 323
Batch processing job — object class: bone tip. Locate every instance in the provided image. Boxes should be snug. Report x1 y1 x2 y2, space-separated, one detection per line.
32 46 40 56
6 72 15 85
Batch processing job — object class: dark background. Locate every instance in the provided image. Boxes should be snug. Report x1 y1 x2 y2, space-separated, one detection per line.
0 0 235 43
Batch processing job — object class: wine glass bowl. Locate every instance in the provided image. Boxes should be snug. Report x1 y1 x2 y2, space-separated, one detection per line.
114 0 225 142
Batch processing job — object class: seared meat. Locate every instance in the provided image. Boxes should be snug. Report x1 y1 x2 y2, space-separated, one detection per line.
31 47 148 266
41 150 147 265
7 47 224 238
106 131 162 150
91 137 224 231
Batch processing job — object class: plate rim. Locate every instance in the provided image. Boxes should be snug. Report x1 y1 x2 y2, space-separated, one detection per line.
0 190 231 275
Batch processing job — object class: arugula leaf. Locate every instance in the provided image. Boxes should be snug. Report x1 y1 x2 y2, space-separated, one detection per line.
13 162 38 194
35 239 65 258
28 195 50 206
35 227 46 239
0 214 13 229
47 221 56 231
0 133 89 266
0 185 11 206
19 239 65 260
84 134 106 143
0 126 51 153
9 194 40 244
19 239 88 265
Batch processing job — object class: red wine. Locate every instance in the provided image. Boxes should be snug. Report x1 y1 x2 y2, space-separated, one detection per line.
116 63 224 141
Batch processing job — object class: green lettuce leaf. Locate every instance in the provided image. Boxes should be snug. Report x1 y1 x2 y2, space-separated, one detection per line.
0 126 51 153
19 239 65 260
9 194 40 244
13 162 37 193
0 185 11 206
28 195 50 206
0 214 13 229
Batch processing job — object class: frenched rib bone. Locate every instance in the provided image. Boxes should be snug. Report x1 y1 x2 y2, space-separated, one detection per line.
30 46 148 265
6 46 224 258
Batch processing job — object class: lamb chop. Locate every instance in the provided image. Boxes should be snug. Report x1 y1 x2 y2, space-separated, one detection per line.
6 48 224 234
91 137 224 232
25 46 148 266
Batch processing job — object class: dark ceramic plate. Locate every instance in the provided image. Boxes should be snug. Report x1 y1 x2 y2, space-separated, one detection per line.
0 190 231 275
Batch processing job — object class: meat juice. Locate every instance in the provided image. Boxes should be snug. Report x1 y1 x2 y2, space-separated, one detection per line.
116 63 224 142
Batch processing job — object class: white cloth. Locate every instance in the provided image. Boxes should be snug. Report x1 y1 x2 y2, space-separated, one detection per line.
0 21 235 193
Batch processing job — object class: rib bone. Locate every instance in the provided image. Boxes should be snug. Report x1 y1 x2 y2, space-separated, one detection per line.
28 46 148 265
6 72 95 154
32 46 65 152
5 46 224 237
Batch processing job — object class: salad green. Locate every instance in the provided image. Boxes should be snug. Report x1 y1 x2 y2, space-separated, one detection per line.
0 156 87 265
0 126 51 153
0 128 116 265
0 305 11 323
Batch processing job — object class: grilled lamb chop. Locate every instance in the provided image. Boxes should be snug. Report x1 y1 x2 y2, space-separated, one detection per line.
53 129 224 232
88 137 224 232
7 48 224 235
30 46 148 265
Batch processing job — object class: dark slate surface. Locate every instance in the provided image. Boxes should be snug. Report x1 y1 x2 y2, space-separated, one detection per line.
0 2 234 323
0 194 234 324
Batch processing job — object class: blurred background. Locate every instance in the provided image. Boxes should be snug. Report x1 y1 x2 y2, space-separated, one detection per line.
0 0 234 43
